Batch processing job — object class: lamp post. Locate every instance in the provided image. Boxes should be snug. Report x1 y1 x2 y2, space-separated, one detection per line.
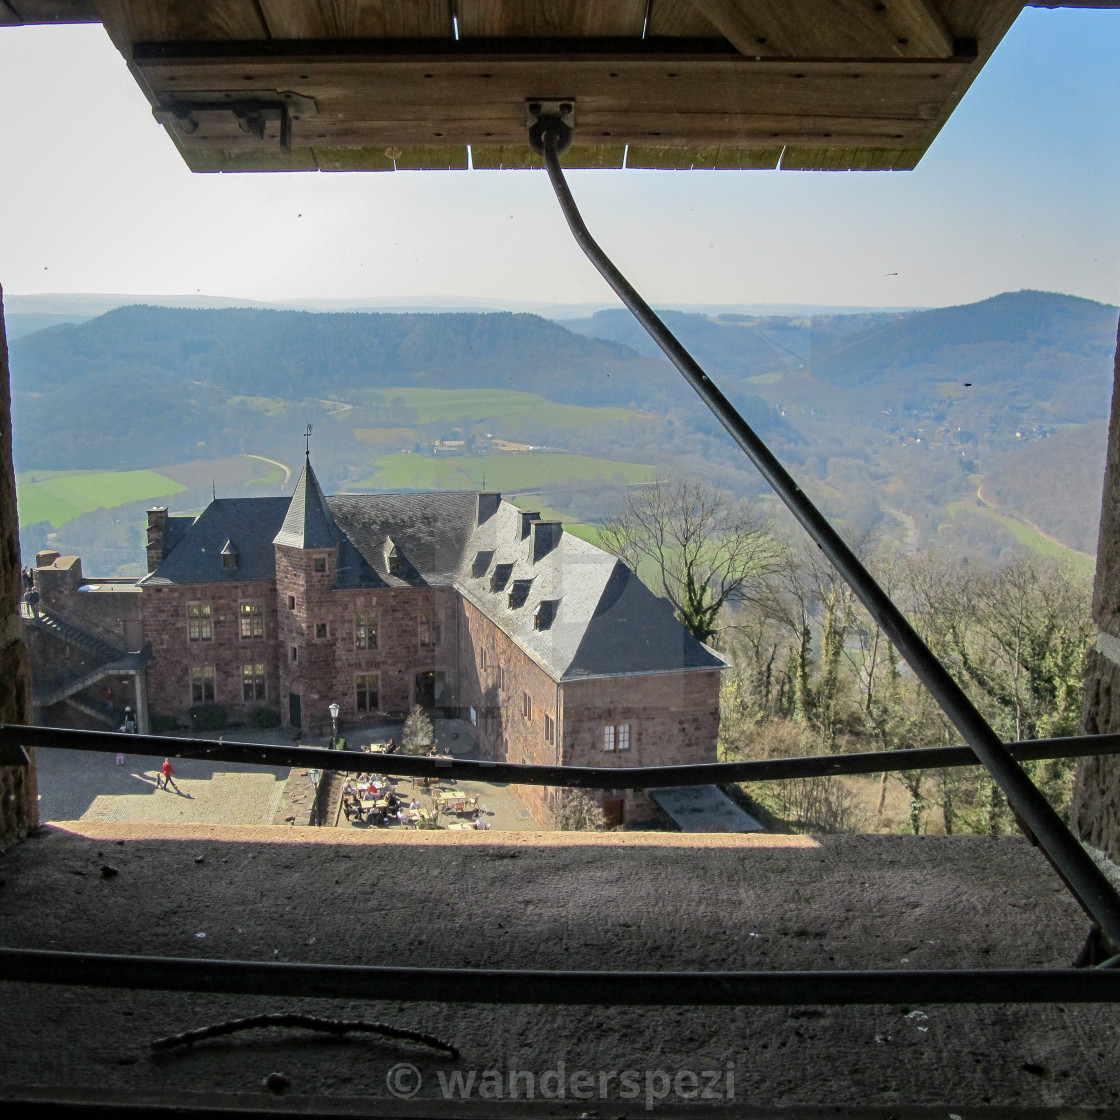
309 768 322 827
328 702 340 749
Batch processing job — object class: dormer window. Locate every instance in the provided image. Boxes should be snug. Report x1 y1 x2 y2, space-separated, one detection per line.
508 579 532 609
221 540 239 570
472 550 494 578
490 563 513 593
534 600 559 630
384 537 406 578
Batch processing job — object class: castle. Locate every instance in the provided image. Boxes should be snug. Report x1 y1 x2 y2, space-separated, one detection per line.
26 457 725 826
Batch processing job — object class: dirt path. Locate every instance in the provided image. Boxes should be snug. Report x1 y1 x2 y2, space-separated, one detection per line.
975 482 1091 557
246 453 291 487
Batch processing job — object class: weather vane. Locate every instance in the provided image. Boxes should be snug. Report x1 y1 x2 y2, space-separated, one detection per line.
305 423 313 457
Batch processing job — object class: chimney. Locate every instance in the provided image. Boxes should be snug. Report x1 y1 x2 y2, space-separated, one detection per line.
477 492 501 525
531 520 563 562
519 510 541 540
146 507 168 573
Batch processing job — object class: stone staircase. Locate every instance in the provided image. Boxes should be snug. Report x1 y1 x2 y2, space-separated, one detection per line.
27 609 127 662
27 609 149 709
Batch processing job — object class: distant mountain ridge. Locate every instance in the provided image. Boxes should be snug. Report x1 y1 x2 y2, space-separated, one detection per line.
8 291 1117 564
8 304 788 470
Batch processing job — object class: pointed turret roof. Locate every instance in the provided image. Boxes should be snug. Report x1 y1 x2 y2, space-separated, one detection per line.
273 456 341 550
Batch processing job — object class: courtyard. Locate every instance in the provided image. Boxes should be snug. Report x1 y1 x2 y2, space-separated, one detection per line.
34 717 540 832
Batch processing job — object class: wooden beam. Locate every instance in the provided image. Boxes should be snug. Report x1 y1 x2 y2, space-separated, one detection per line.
456 1 649 37
646 0 723 37
97 0 268 42
685 0 955 58
626 144 783 169
257 1 454 40
136 49 970 169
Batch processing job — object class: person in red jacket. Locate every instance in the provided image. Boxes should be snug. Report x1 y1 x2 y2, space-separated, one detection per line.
159 758 180 794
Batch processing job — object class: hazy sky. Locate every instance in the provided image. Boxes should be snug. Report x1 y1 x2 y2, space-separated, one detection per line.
1 7 1118 310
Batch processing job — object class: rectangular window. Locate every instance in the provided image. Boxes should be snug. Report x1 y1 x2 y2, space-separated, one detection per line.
522 691 533 720
190 665 215 703
315 622 328 639
239 601 263 639
242 663 266 701
498 665 506 692
355 611 378 649
187 602 212 642
356 672 379 713
290 645 298 663
313 556 326 573
419 607 442 647
479 647 487 672
469 706 478 726
604 723 631 751
544 713 555 744
287 595 296 610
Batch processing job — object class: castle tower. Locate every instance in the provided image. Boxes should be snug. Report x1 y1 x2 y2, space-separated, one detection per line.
273 455 341 730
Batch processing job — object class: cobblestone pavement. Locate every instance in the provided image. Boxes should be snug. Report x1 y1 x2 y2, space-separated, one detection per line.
35 718 538 830
36 737 290 828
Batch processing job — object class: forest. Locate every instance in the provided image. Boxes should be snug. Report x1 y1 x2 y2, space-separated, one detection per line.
603 478 1094 837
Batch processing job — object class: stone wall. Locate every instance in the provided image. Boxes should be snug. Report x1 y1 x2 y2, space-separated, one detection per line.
561 669 723 823
458 595 723 827
1077 314 1120 858
141 579 280 726
0 285 38 848
36 557 142 650
458 597 562 825
275 543 459 731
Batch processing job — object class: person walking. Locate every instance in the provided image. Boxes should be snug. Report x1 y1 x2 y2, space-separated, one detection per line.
159 757 181 793
27 587 39 619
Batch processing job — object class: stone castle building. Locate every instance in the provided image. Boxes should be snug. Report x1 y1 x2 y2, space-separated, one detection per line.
25 456 726 826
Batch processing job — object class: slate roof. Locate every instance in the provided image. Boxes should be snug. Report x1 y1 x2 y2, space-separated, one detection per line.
273 457 341 550
456 499 727 682
140 497 290 586
327 491 479 588
139 474 727 682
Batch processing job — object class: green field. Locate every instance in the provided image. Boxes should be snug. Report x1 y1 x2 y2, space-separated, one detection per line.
348 387 641 428
946 500 1095 576
351 451 656 493
17 469 187 528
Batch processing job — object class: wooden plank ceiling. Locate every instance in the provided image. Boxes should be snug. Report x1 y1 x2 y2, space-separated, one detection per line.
86 0 1033 172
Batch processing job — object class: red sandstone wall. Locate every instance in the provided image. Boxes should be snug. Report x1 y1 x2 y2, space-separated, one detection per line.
560 669 722 823
0 285 37 847
274 545 459 732
457 597 722 827
141 579 279 724
37 573 143 651
458 597 561 825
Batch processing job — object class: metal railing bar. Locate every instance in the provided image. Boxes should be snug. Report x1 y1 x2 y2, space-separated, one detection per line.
534 124 1120 949
6 723 1120 789
0 948 1118 1006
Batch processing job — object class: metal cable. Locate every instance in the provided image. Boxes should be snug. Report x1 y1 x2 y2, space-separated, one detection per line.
535 123 1120 948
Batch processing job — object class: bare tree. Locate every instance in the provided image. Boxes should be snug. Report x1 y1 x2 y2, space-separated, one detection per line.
547 788 606 831
402 704 435 754
598 477 784 646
